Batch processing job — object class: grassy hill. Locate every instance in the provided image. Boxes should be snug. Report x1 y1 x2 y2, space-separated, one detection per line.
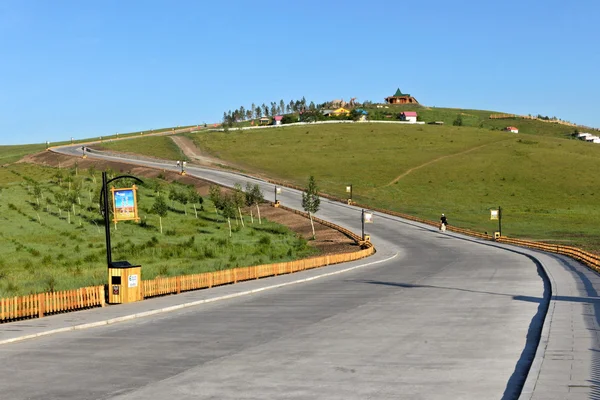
188 122 600 252
3 106 598 254
362 104 595 138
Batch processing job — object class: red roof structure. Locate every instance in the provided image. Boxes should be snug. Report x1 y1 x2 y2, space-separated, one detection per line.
273 116 283 121
402 112 418 117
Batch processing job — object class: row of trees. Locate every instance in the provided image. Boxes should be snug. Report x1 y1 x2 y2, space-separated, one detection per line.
206 177 321 240
223 97 328 127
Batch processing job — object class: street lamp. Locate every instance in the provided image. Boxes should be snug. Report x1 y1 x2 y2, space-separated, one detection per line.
46 141 49 150
274 186 282 207
346 184 353 205
361 209 373 242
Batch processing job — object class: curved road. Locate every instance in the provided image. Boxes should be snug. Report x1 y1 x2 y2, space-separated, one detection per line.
0 144 598 399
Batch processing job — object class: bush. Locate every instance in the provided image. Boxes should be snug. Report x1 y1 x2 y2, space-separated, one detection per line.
453 114 463 126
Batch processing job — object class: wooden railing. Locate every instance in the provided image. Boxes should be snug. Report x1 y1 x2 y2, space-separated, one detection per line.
0 286 105 323
142 246 374 298
496 237 600 272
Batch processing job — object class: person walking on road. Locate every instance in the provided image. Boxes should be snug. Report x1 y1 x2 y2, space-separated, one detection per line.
440 213 448 232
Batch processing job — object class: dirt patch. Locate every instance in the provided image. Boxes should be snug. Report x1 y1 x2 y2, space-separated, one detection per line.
22 151 358 255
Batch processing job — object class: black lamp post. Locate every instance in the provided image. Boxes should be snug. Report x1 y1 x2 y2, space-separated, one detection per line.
498 205 502 237
100 172 143 268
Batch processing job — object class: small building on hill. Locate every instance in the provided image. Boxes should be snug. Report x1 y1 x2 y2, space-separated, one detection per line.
355 108 368 122
259 117 270 125
333 107 350 115
385 88 419 105
505 126 519 133
400 111 418 123
273 115 283 125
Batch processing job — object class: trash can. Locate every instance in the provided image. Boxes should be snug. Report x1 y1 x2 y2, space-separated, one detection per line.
108 261 142 304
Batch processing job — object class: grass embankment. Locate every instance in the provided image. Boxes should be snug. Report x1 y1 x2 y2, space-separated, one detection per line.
0 163 316 297
189 123 600 252
92 135 187 161
0 144 47 165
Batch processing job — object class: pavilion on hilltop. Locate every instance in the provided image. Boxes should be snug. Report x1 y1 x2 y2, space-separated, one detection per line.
384 88 419 105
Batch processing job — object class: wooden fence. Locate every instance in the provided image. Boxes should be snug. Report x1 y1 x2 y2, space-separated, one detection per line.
0 286 105 322
0 207 374 322
141 247 373 299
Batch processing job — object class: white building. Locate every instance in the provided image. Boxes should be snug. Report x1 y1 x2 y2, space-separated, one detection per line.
400 111 418 123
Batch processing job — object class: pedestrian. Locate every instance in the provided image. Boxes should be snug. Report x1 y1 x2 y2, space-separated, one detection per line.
440 213 448 232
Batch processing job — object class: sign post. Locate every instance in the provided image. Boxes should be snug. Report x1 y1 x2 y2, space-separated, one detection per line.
490 206 502 238
274 187 282 207
346 184 353 204
362 209 373 241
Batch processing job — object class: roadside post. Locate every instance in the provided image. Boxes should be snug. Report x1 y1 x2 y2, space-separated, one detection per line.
362 209 373 242
274 186 281 207
491 206 502 239
346 184 353 205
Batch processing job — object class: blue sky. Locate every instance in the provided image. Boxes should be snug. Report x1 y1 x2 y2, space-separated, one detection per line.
1 0 598 145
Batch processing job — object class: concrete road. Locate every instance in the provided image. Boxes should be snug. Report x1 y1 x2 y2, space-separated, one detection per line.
0 144 592 399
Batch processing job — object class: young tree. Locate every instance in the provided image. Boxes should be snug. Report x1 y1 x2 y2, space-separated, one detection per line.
187 187 203 218
453 114 463 126
209 185 224 214
221 195 236 237
233 183 246 227
302 176 320 239
245 182 264 224
177 189 189 215
87 165 97 184
150 194 168 234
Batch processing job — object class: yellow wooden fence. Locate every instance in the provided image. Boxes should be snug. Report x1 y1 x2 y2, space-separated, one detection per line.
0 209 374 322
142 246 374 298
0 286 105 322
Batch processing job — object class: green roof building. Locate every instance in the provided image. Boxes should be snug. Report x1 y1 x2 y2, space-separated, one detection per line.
385 88 418 105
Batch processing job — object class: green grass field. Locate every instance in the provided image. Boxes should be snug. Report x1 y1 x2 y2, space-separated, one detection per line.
188 123 600 252
93 135 187 161
0 163 316 297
